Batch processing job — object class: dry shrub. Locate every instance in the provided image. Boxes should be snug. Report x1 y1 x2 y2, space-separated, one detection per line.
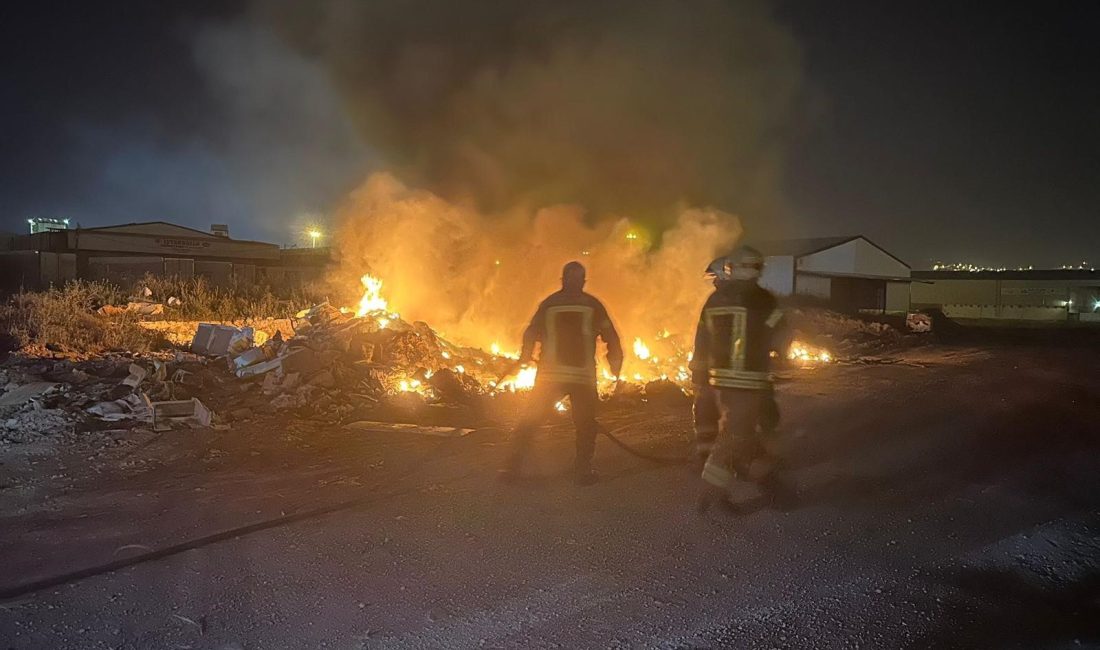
135 274 324 320
0 280 164 353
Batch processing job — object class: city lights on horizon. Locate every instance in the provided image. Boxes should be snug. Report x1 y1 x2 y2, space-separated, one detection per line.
931 261 1094 272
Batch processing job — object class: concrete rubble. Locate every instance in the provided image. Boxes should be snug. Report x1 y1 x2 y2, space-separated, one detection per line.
1 301 899 451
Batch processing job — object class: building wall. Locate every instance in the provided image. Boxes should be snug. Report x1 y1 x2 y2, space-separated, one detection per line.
797 238 910 279
911 277 1100 321
794 274 831 299
87 256 165 284
69 229 279 262
760 255 795 295
886 281 910 314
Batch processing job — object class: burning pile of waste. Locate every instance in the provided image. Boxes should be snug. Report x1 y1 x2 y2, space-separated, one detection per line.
0 271 841 444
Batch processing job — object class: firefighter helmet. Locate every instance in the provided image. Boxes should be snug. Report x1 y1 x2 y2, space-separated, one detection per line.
703 256 731 283
727 245 765 280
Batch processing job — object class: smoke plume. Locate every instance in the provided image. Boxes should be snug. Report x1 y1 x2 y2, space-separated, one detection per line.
239 0 802 361
255 0 803 225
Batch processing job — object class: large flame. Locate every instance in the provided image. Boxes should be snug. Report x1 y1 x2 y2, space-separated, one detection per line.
356 274 388 316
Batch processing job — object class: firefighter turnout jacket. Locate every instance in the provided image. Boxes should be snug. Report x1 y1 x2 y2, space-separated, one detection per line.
521 289 624 386
691 280 783 391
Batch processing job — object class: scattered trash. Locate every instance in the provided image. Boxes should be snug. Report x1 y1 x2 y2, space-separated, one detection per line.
190 324 242 357
235 358 281 379
906 312 933 333
121 364 147 388
146 397 213 431
0 381 58 407
96 301 165 317
87 394 150 422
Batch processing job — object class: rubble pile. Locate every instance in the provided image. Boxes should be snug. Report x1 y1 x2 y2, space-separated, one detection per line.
0 301 554 444
786 308 903 357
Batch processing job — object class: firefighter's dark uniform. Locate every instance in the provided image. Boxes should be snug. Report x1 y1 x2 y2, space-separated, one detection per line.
691 279 785 491
505 287 624 478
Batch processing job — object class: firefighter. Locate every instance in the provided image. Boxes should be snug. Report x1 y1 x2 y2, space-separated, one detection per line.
690 258 729 468
691 246 796 513
693 256 785 469
500 261 624 486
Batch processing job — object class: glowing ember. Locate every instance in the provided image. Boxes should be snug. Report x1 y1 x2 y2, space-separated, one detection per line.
633 337 651 360
788 340 833 364
490 342 501 356
356 274 388 316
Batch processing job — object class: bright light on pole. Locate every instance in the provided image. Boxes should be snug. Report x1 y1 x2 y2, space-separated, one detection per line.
308 229 322 248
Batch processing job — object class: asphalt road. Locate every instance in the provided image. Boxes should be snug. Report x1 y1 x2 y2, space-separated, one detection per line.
2 345 1099 649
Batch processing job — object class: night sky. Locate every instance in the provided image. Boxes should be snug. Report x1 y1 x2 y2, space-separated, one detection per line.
1 1 1096 268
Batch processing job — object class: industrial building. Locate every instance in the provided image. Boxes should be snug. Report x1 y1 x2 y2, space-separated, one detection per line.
911 269 1100 323
757 236 912 314
0 221 328 292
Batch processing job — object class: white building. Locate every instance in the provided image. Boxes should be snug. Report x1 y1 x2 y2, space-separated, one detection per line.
757 236 911 314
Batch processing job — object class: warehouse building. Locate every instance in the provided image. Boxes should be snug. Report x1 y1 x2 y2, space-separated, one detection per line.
757 236 911 314
0 221 328 292
911 269 1100 323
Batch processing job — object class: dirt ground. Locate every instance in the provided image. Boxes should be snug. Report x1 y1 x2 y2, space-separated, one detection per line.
1 342 1099 648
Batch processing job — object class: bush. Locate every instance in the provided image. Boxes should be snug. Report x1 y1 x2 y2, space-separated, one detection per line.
134 274 324 320
0 280 163 353
0 275 329 354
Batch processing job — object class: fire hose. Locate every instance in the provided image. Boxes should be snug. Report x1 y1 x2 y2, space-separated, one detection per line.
492 360 690 465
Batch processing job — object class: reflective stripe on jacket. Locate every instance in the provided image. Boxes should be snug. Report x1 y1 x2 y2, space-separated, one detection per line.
522 290 623 386
691 280 781 391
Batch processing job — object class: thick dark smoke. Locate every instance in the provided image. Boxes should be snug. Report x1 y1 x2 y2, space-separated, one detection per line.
254 0 803 227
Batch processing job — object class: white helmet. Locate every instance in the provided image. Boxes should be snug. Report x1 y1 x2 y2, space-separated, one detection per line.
727 246 764 281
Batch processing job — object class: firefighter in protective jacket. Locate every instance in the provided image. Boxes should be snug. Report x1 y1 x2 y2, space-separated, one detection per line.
694 256 783 468
691 246 796 512
501 261 624 485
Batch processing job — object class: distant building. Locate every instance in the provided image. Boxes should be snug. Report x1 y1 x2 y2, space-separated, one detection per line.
27 217 70 234
757 236 911 314
0 221 329 292
911 269 1100 323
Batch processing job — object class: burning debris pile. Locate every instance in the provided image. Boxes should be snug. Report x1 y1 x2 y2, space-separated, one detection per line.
0 274 855 448
786 308 901 360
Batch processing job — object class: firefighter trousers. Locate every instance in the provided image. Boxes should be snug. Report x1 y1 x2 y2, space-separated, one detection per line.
694 384 779 462
701 388 775 489
506 381 600 472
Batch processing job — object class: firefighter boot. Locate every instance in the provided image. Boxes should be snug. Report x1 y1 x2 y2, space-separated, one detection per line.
696 483 741 516
574 459 600 486
758 472 798 512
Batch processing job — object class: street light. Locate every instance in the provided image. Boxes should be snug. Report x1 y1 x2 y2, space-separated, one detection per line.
308 229 322 248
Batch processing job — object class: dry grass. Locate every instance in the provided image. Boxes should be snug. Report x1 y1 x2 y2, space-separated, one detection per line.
0 280 163 353
0 275 326 354
136 275 323 320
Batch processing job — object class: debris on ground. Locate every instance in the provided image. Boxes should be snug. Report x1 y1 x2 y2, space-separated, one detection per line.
786 308 907 357
0 296 915 460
